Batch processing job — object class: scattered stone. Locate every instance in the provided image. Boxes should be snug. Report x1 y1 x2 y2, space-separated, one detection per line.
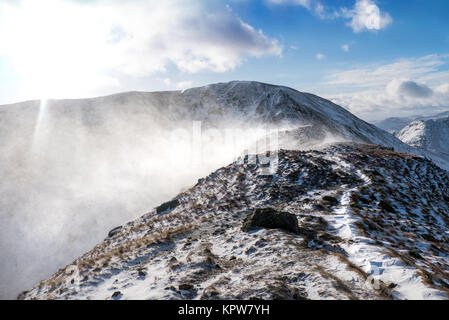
156 199 180 214
179 283 194 291
254 239 267 248
242 208 300 234
322 196 339 206
165 286 177 292
245 246 257 255
169 257 178 264
291 287 309 300
170 263 181 271
409 250 423 260
138 269 147 277
317 231 339 242
388 283 398 289
378 200 396 213
108 226 122 238
111 291 122 299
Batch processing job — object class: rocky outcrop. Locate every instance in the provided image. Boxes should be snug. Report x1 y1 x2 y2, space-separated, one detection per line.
242 208 300 234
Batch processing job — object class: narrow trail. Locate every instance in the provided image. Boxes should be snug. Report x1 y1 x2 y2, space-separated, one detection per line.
323 155 447 300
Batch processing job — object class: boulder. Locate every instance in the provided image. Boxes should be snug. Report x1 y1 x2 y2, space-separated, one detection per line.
378 200 396 213
156 199 180 214
108 226 122 238
242 208 300 234
322 196 339 206
179 283 194 291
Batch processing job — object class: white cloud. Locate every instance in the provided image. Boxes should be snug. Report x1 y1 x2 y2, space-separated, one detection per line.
342 44 350 52
328 88 449 122
320 55 449 121
387 80 433 98
315 53 326 60
343 0 392 33
0 0 281 100
267 0 338 19
436 83 449 95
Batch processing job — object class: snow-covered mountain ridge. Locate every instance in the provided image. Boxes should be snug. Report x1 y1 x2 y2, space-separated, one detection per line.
4 80 446 168
0 81 420 145
2 81 448 299
19 143 449 300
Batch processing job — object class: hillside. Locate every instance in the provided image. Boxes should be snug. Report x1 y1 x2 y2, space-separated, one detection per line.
19 143 449 300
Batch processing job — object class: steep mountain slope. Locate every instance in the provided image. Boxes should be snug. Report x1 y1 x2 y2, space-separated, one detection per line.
0 81 418 145
19 143 449 300
396 117 449 165
0 81 438 161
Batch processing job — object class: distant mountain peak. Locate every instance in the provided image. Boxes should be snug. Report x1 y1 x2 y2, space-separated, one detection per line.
396 117 449 158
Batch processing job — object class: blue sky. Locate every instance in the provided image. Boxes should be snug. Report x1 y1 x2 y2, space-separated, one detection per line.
0 0 448 120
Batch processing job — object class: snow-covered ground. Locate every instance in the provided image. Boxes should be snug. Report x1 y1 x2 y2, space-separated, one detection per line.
19 143 449 300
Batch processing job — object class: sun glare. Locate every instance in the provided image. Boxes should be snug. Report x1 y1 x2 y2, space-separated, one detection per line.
0 0 118 100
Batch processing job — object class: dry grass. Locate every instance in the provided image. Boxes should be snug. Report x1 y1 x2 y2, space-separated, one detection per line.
313 264 358 300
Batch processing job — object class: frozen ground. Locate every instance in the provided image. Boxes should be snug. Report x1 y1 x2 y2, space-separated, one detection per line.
19 143 449 300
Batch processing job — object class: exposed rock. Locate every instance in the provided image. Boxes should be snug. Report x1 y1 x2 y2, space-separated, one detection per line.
107 226 122 238
378 200 396 213
322 196 339 206
138 269 147 277
156 199 180 214
242 208 300 234
179 283 194 291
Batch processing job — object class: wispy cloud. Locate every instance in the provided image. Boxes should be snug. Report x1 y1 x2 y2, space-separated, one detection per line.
320 55 449 120
267 0 392 33
315 53 326 60
324 55 448 88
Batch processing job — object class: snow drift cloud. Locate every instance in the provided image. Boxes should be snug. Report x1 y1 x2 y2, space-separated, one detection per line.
0 94 283 299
